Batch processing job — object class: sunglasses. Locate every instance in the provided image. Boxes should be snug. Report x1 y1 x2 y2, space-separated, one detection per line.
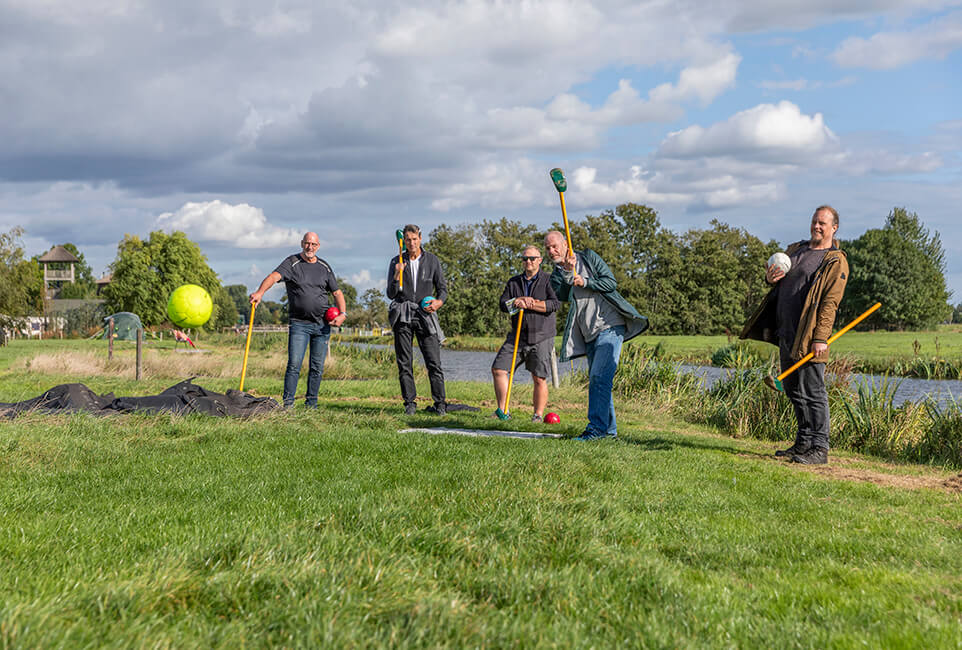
520 256 541 261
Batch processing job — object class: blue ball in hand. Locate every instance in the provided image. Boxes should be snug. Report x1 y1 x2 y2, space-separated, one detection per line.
421 296 435 311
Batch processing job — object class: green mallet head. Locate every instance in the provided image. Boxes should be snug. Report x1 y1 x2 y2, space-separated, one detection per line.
396 229 405 250
763 375 784 392
494 408 511 421
550 168 567 193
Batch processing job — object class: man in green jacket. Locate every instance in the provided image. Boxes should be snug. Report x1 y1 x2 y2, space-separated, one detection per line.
545 231 648 440
741 206 849 464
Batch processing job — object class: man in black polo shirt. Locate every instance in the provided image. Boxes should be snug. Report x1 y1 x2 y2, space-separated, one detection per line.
491 244 560 422
386 224 448 416
250 232 347 409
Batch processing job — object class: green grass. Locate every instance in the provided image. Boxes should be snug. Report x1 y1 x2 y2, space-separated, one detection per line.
2 339 962 646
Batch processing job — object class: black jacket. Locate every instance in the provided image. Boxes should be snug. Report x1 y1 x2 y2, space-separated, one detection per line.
386 250 448 305
499 271 560 345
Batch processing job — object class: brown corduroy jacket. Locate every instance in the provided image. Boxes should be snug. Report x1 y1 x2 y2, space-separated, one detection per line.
740 239 848 363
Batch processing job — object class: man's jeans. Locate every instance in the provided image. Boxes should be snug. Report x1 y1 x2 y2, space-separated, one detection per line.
779 341 829 450
585 325 625 436
284 319 331 407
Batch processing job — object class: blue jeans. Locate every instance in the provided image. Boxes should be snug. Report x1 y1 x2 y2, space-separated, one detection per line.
284 319 331 407
585 325 625 436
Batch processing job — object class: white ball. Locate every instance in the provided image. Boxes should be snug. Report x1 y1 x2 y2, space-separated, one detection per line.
767 252 791 274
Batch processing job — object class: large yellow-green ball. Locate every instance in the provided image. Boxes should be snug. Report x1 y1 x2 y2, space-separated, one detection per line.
167 284 213 328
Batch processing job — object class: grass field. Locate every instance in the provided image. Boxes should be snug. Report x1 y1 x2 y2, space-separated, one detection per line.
2 337 962 646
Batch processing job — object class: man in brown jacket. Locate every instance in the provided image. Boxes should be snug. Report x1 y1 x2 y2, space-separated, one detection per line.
741 206 848 464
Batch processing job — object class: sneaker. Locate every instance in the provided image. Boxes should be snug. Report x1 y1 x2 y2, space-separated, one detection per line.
775 442 807 458
574 430 607 441
791 447 828 465
425 404 446 416
531 414 543 423
404 403 417 416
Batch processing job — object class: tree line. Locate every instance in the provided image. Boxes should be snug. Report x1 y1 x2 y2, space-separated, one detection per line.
0 204 953 336
424 203 953 336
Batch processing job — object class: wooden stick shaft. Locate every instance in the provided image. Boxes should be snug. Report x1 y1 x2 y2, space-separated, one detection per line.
504 309 525 414
398 239 404 289
776 302 881 382
558 192 574 254
239 301 257 391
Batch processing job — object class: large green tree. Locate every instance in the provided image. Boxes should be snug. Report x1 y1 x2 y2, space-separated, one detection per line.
103 231 235 329
0 227 44 329
428 218 542 337
841 208 951 330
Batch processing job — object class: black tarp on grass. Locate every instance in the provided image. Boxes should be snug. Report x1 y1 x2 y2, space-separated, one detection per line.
0 378 279 417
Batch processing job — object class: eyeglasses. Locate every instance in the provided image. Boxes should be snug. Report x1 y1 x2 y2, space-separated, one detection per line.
520 256 541 261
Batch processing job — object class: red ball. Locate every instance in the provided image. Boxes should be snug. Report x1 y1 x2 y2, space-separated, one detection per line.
324 307 341 323
544 412 560 424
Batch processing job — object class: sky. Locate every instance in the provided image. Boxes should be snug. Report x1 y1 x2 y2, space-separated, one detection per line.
2 0 961 305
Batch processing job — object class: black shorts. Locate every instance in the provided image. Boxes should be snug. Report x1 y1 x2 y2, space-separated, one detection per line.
492 337 554 379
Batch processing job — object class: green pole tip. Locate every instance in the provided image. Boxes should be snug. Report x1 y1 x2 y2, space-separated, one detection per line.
395 229 404 241
495 408 511 421
549 168 567 193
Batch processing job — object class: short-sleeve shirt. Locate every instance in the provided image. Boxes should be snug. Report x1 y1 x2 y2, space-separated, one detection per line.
274 254 339 323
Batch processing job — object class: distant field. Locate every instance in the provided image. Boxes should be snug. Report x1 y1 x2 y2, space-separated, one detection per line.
1 338 961 646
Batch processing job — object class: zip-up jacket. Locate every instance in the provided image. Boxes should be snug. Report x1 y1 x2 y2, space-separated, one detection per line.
385 250 448 305
740 239 848 363
550 249 649 362
499 271 560 346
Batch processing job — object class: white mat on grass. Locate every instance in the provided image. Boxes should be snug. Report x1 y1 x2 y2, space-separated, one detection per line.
399 427 564 440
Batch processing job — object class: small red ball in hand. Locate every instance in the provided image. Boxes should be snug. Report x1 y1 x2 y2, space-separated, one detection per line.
324 307 341 323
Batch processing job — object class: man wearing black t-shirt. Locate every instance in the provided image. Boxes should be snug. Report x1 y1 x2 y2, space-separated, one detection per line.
250 232 347 408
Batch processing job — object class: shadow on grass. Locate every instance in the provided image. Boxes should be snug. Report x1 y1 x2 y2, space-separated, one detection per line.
619 434 772 459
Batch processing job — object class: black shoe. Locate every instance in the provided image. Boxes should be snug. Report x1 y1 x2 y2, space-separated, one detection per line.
775 442 806 458
791 447 828 465
426 403 446 416
404 403 417 416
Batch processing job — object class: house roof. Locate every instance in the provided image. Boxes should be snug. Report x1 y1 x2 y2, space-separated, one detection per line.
38 245 80 263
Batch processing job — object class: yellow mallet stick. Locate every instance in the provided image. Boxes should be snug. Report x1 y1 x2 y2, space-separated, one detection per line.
765 302 881 391
501 308 525 418
239 301 257 392
549 168 574 253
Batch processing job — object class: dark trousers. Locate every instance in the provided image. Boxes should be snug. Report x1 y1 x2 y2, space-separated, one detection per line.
780 342 830 450
393 320 445 407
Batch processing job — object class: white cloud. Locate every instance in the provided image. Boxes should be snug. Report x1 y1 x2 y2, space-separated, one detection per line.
567 166 690 206
348 269 385 291
756 76 857 91
649 53 741 106
658 101 839 160
155 201 301 249
833 11 962 69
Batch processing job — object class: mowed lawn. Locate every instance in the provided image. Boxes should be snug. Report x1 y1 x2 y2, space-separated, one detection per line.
1 341 961 646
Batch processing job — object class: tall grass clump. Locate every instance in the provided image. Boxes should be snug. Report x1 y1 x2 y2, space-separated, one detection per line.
709 341 769 369
911 397 962 469
835 376 925 458
568 344 701 413
697 368 796 440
